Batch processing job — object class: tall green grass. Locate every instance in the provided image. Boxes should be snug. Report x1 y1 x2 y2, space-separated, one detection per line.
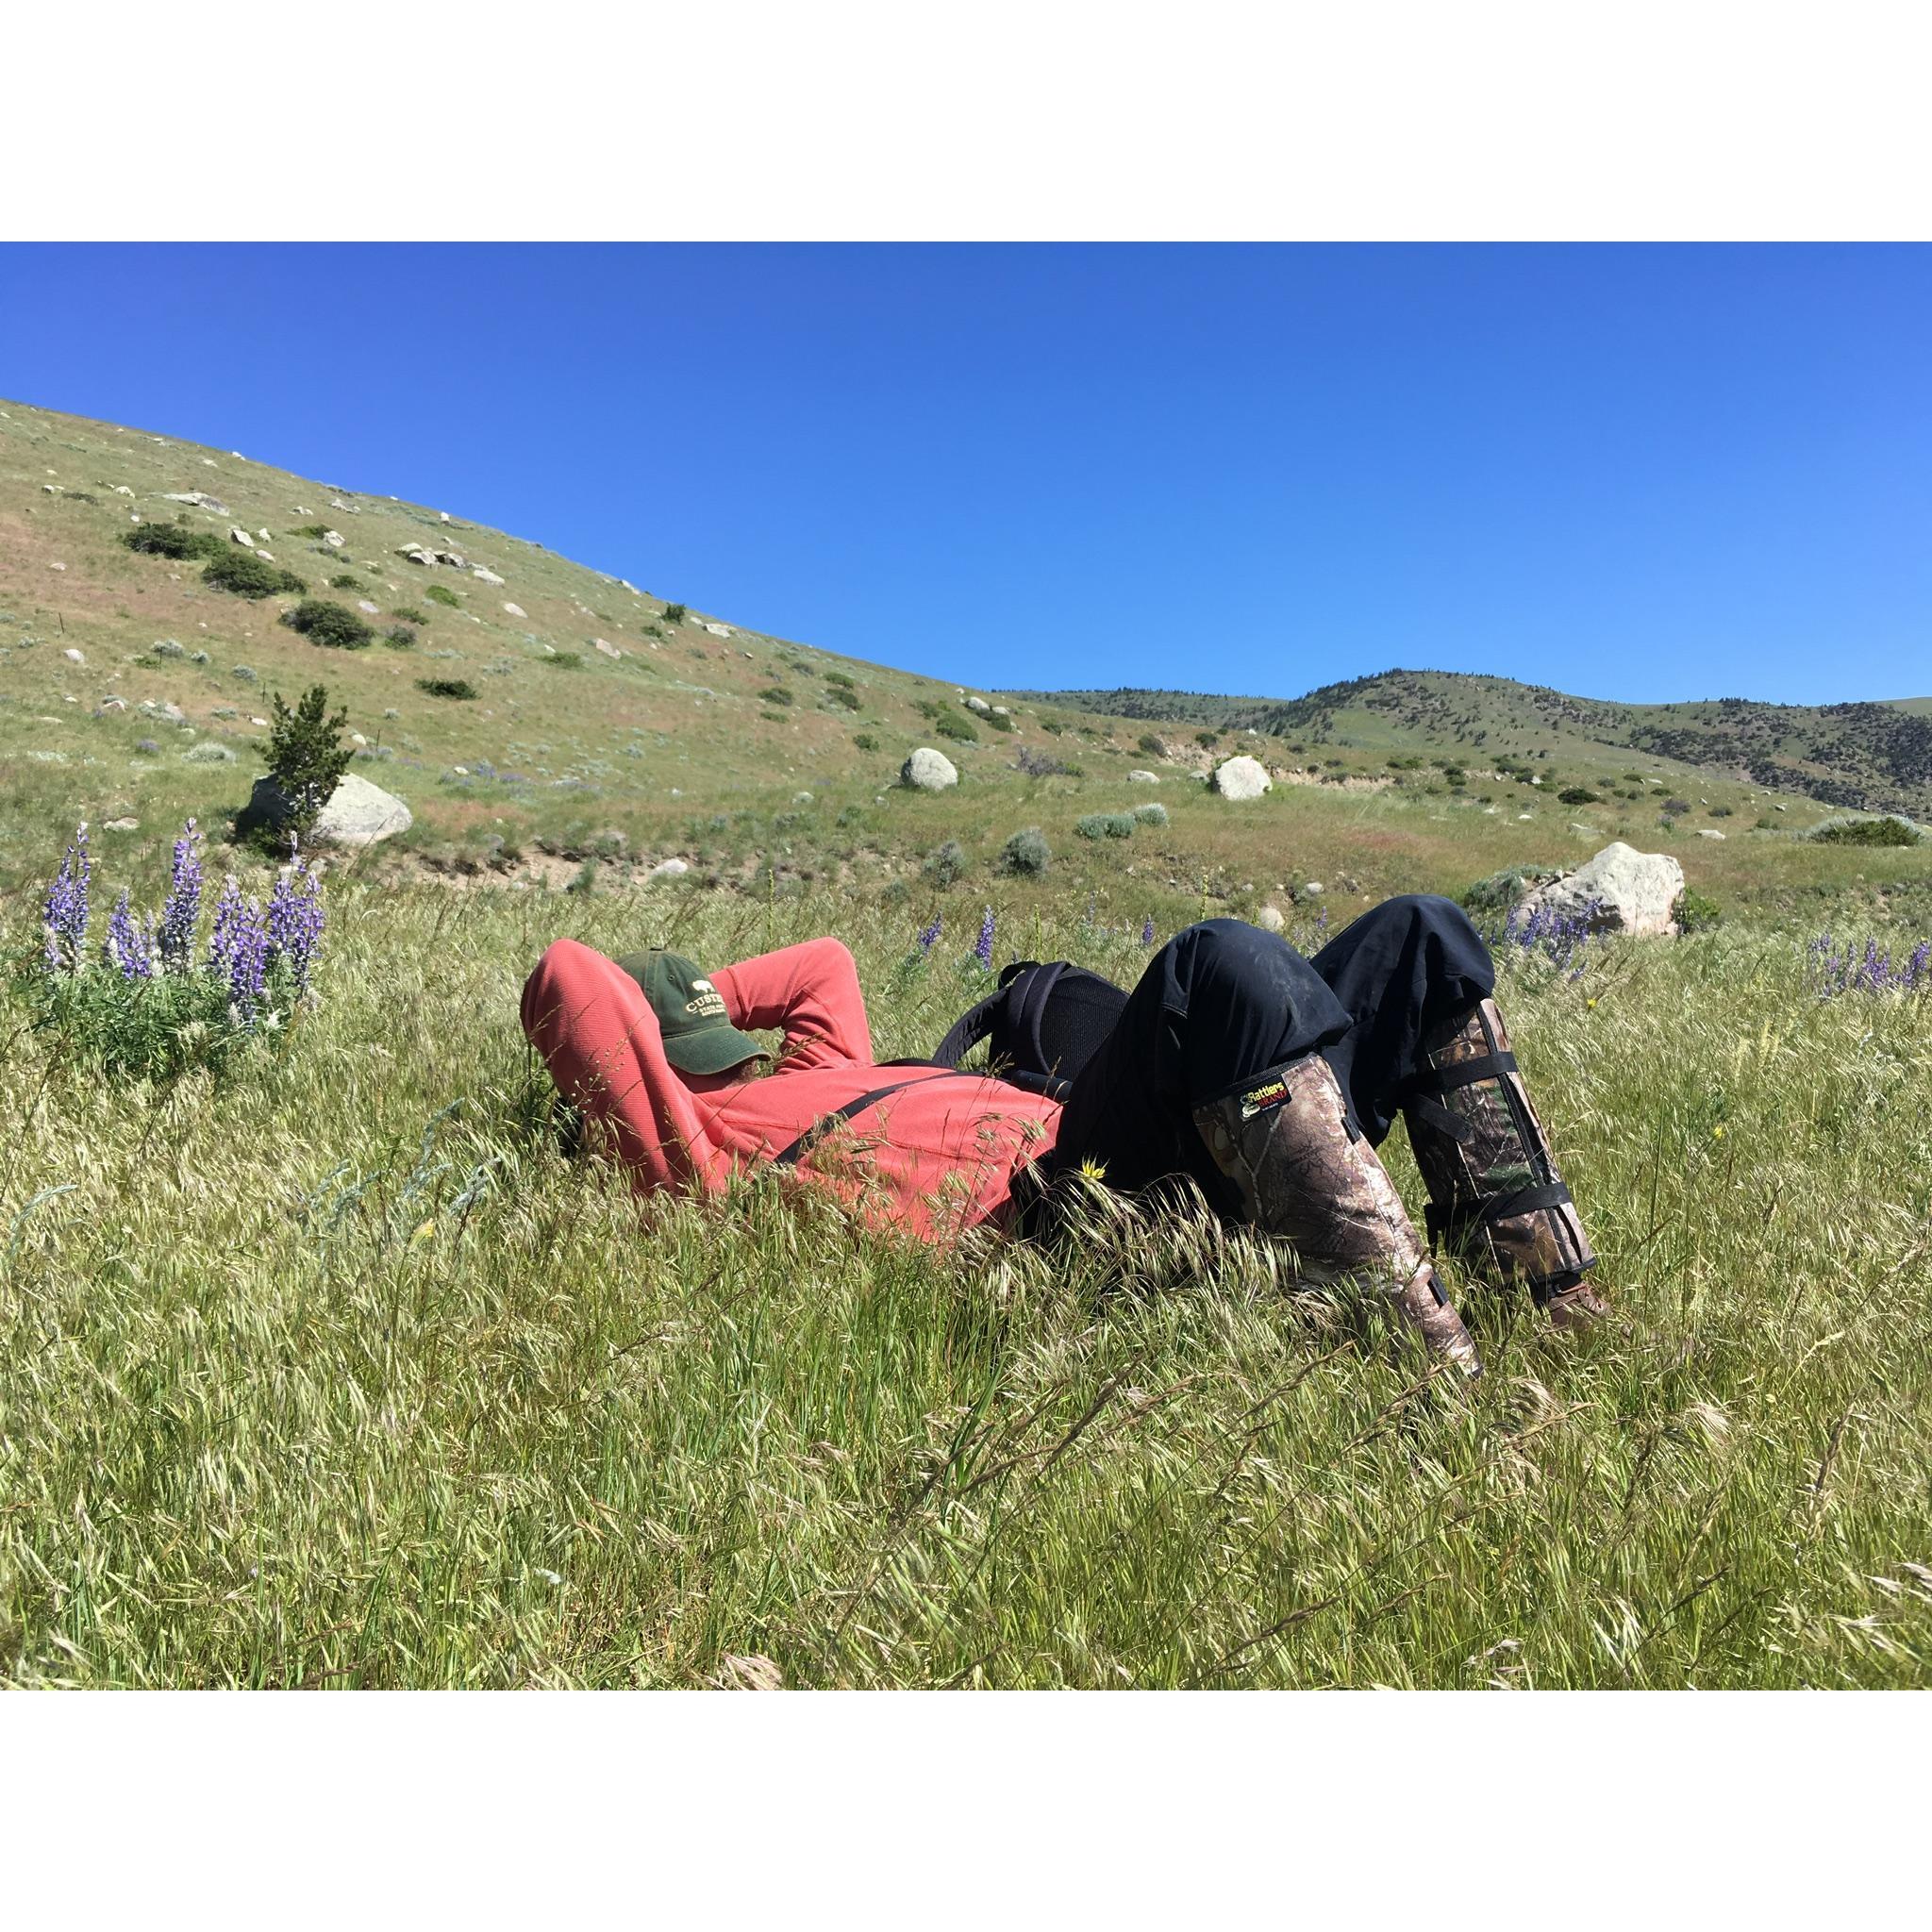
3 885 1928 1686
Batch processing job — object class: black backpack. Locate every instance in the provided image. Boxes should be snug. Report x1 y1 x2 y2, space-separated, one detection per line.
929 959 1129 1100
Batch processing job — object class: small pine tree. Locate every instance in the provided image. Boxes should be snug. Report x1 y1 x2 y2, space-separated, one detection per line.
266 684 353 840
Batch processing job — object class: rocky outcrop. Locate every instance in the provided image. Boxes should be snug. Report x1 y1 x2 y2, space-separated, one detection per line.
1519 841 1686 938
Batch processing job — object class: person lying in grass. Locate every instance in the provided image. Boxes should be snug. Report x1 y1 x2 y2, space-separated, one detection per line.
521 897 1606 1376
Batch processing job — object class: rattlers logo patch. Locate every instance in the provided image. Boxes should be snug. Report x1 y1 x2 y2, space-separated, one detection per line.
1239 1076 1291 1121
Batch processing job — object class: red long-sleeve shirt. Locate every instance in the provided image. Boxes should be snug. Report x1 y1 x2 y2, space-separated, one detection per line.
520 936 1063 1241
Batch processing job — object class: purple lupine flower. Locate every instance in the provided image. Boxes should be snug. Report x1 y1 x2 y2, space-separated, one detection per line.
916 912 942 955
264 846 326 992
158 818 203 974
1141 916 1156 947
225 894 271 1016
1907 941 1931 990
974 907 995 971
207 874 245 982
42 823 91 972
104 888 155 981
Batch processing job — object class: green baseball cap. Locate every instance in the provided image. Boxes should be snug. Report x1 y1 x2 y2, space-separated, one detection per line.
616 949 770 1076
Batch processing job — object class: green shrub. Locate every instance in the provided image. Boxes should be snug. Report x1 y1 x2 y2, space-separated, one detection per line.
1661 798 1690 816
1041 717 1067 736
1137 732 1166 758
328 573 362 591
263 684 353 842
392 605 429 625
205 551 308 599
546 651 584 670
986 709 1014 733
824 684 861 710
1557 786 1601 805
999 827 1051 875
934 712 978 744
383 625 417 649
416 677 478 701
1674 886 1724 933
923 840 970 889
122 523 226 562
424 583 461 609
661 603 688 625
1459 865 1562 916
1076 811 1136 841
1801 813 1923 846
853 732 879 752
1196 729 1221 748
1132 802 1169 826
291 524 331 540
758 686 795 707
282 600 375 649
824 670 856 688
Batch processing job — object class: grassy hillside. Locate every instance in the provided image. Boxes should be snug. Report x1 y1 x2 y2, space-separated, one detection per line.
4 396 1930 1687
9 394 1932 941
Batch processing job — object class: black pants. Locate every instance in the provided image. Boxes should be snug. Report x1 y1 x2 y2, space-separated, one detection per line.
1050 895 1496 1215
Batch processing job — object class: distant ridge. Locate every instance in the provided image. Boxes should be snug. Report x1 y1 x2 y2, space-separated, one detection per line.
1022 670 1932 817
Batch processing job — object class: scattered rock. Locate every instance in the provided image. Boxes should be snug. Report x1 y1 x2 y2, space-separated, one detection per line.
1255 905 1286 933
1698 828 1726 840
503 602 525 618
593 638 623 659
358 600 380 615
1300 881 1324 896
1127 769 1160 785
49 561 66 572
229 526 254 546
1210 755 1272 801
238 771 414 847
349 731 368 747
963 695 991 714
701 622 732 639
472 566 505 587
162 491 227 512
1519 841 1686 939
649 858 691 879
323 530 346 550
113 485 133 497
104 817 140 832
991 705 1009 717
62 646 85 665
900 746 958 792
97 696 127 713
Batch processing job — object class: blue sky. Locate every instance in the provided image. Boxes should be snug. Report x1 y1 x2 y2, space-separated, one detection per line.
3 243 1926 704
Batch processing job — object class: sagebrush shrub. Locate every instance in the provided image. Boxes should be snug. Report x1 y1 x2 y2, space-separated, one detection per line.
417 677 478 700
282 600 375 649
205 550 308 599
424 584 461 609
1077 812 1136 841
1133 802 1169 826
923 841 970 889
935 712 978 744
122 523 226 562
999 827 1051 875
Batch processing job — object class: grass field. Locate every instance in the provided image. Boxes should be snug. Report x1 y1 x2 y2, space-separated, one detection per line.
5 880 1929 1688
5 391 1930 1689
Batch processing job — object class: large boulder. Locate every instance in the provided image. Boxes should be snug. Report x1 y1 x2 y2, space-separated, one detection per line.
1210 754 1272 801
900 747 958 792
239 771 413 848
1520 841 1685 937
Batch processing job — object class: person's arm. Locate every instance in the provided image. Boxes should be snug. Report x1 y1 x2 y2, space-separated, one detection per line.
521 939 728 1192
709 937 874 1070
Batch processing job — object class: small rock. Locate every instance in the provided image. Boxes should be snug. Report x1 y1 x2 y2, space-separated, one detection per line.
358 600 380 615
473 566 505 586
792 791 813 804
229 526 254 546
49 561 66 572
701 622 732 639
440 511 451 523
649 858 691 879
963 695 991 714
349 731 369 747
97 695 128 712
62 646 85 665
1698 828 1726 841
323 530 346 549
104 817 140 832
503 602 525 619
250 716 268 727
113 485 133 497
593 638 623 659
1256 905 1286 933
1301 881 1324 896
1127 769 1160 785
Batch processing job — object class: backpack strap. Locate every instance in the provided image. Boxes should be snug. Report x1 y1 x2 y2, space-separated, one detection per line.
931 991 1003 1070
772 1072 980 1166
